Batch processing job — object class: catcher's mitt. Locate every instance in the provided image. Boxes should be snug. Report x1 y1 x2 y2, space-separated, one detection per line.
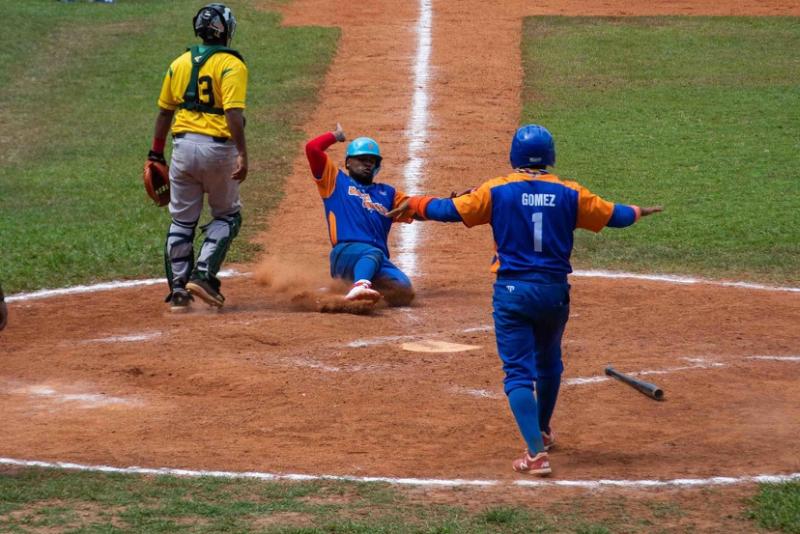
143 153 170 207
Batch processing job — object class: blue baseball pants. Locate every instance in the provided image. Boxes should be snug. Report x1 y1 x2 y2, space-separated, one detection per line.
492 278 570 454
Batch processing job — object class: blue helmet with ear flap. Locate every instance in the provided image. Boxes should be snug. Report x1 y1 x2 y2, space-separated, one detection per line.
510 124 555 169
346 137 383 175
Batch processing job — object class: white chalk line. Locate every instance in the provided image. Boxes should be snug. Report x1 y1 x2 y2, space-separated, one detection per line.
5 384 138 408
6 269 242 303
6 269 797 304
83 332 162 344
0 457 797 490
573 269 800 293
396 0 432 279
748 355 800 362
450 386 502 399
565 358 727 386
454 355 799 397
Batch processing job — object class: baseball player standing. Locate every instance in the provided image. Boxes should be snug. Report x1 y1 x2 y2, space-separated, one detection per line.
388 124 662 475
147 3 248 312
305 124 415 307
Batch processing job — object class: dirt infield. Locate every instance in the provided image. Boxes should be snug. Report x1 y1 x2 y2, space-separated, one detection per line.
1 0 798 491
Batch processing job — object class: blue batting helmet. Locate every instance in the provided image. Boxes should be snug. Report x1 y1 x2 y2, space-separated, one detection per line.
346 137 382 174
510 124 555 169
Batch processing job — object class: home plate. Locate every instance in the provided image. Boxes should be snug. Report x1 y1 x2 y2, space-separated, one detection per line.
401 340 480 353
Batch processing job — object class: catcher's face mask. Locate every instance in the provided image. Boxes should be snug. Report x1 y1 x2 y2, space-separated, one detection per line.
194 3 237 46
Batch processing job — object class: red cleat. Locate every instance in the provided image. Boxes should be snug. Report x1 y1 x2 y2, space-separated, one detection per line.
512 451 552 475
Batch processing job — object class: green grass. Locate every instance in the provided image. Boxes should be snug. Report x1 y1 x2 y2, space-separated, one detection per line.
0 467 791 532
0 467 724 533
522 17 800 284
750 481 800 533
0 0 338 292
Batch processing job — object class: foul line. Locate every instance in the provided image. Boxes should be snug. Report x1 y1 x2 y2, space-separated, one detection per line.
5 269 242 303
1 458 798 489
573 269 800 293
5 270 798 304
396 0 432 279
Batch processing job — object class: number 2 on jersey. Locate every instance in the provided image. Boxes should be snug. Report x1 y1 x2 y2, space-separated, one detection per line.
531 212 543 252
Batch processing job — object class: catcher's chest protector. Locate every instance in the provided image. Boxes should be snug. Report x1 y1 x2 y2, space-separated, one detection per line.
180 45 245 115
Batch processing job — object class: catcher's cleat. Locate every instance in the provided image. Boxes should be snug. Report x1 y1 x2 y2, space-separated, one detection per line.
345 279 381 303
169 288 193 313
542 430 555 451
512 451 552 476
186 276 225 308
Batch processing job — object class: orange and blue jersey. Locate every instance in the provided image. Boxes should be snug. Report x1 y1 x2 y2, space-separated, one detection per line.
423 169 639 280
305 133 408 257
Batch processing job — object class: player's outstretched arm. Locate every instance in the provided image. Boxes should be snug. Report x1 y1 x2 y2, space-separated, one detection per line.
606 204 663 228
306 125 343 179
387 195 465 223
640 206 663 217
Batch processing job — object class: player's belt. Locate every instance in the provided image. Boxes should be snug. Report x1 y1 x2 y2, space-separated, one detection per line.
173 132 230 143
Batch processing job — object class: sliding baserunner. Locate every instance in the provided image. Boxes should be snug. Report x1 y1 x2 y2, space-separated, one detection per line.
305 123 415 308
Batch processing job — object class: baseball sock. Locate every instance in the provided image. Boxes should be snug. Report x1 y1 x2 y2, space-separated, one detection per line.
353 254 381 282
507 386 545 454
535 375 561 434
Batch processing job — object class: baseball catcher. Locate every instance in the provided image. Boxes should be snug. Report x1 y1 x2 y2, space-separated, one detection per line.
388 124 662 475
147 3 248 312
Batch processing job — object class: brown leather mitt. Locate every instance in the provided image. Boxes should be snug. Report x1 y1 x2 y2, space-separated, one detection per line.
143 154 170 207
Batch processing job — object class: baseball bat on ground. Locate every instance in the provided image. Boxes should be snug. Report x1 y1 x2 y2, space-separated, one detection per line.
604 366 664 401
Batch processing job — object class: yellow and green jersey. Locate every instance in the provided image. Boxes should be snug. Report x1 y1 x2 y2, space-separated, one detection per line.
158 46 247 139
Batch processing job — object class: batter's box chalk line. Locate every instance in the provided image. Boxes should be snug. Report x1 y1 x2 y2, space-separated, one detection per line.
454 354 797 397
1 458 798 489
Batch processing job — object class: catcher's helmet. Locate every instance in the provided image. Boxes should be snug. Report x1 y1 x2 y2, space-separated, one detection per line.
346 137 383 175
193 3 237 46
510 124 555 169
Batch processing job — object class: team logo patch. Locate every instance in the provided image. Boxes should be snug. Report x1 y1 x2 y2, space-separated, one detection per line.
348 186 388 215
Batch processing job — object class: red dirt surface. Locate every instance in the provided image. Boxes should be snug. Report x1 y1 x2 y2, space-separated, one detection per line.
1 0 798 496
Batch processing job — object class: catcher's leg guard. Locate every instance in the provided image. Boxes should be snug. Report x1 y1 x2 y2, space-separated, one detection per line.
164 218 197 294
195 211 242 279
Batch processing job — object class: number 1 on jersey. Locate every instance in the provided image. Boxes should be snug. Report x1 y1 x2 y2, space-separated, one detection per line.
531 212 543 252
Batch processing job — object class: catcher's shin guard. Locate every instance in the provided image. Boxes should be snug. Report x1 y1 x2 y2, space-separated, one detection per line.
164 218 197 291
195 212 241 278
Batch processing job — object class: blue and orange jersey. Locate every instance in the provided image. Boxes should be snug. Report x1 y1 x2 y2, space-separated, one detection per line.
432 170 621 278
305 133 408 257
